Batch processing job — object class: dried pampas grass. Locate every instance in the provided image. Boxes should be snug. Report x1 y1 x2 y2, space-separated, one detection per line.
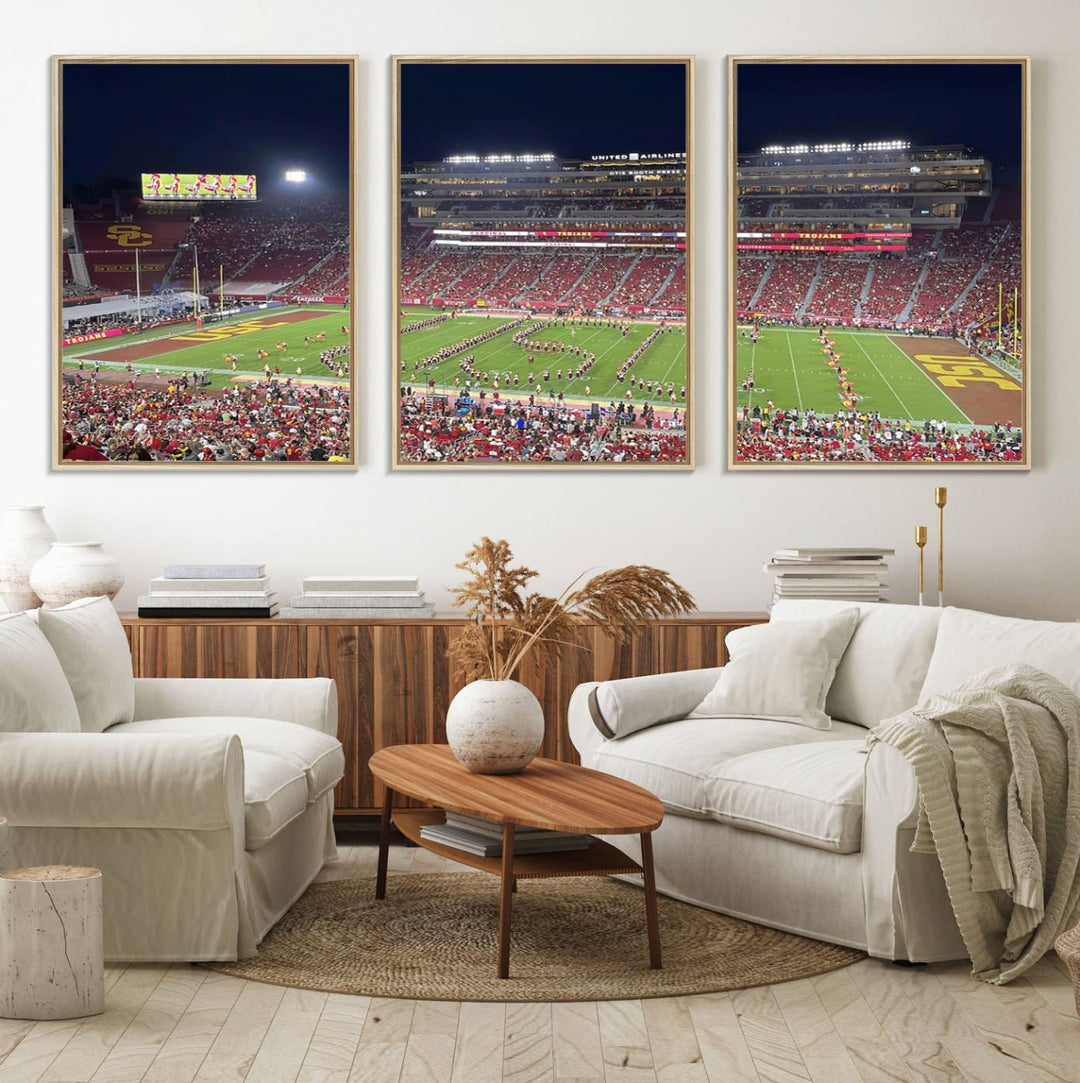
448 536 694 681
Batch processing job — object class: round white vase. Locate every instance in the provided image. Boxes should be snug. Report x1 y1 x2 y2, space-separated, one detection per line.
29 543 125 609
0 506 56 612
445 679 545 774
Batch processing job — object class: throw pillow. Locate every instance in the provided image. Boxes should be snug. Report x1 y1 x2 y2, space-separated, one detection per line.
0 612 81 732
689 609 860 730
36 596 135 733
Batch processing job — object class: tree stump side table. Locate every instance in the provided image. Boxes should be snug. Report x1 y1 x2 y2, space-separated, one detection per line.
0 866 105 1020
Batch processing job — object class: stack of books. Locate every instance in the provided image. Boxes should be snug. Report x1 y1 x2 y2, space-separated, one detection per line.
138 563 277 618
280 575 434 619
420 811 593 858
764 548 894 603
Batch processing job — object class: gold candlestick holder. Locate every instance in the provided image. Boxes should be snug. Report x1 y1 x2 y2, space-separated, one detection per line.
915 525 928 606
935 487 948 607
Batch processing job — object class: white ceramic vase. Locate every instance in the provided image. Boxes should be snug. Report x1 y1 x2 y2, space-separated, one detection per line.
0 506 56 612
30 543 125 609
445 679 545 774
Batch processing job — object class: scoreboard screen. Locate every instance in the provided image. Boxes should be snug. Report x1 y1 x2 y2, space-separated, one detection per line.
736 229 911 254
141 173 258 200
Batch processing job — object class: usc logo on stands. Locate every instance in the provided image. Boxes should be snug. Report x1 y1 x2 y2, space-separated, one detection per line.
107 224 153 248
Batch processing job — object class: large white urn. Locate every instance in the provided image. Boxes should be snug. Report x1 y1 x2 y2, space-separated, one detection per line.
445 679 545 774
0 506 56 612
30 543 124 609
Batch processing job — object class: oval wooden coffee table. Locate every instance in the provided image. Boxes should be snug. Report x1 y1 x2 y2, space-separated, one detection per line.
369 744 665 979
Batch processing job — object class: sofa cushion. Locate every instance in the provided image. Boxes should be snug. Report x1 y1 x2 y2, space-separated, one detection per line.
36 597 135 733
920 607 1080 701
771 600 942 727
708 741 867 853
109 716 344 802
690 610 858 729
243 750 310 850
0 612 80 733
591 715 867 822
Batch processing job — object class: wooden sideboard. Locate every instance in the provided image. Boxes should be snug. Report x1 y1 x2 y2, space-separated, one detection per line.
120 612 767 816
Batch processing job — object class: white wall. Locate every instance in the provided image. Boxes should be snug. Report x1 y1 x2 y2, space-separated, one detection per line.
4 0 1078 620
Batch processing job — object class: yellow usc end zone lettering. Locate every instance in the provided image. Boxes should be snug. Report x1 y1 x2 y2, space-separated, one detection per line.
914 355 1021 392
173 319 290 343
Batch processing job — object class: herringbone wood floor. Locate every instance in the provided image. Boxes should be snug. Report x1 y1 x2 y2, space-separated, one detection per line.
2 837 1079 1083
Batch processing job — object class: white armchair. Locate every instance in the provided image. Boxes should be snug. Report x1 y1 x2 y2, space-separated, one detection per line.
0 601 344 963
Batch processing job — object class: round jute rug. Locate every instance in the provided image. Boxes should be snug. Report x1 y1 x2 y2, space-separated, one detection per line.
206 874 863 1001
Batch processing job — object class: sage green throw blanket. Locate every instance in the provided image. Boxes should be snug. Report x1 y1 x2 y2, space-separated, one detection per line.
869 663 1080 984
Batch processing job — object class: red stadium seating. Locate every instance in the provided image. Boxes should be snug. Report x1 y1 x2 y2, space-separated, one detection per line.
752 257 818 319
803 260 868 324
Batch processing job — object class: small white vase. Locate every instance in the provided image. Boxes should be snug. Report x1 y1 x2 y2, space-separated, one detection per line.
445 679 545 774
30 543 125 609
0 506 56 612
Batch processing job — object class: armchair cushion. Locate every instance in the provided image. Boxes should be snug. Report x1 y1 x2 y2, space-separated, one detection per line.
110 715 344 803
243 750 310 850
36 597 134 733
0 612 80 734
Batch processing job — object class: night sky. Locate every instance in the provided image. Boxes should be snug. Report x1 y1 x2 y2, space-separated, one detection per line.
400 63 688 164
62 63 351 201
736 63 1024 182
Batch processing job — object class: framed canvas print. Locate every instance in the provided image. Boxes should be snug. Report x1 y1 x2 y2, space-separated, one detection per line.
54 56 356 466
728 57 1029 469
393 56 693 468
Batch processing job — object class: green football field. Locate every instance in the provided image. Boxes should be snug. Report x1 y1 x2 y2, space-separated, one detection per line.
400 306 688 404
61 305 351 390
735 326 970 424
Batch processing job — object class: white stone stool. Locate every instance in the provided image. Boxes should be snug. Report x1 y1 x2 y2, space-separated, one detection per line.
0 866 105 1020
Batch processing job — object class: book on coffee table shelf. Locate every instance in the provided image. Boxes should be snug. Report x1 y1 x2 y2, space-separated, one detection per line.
420 810 594 858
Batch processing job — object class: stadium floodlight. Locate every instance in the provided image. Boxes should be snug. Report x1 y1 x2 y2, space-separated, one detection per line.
284 170 307 183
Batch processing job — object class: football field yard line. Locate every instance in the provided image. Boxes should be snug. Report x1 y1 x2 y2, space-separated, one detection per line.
880 335 973 424
848 333 914 420
784 333 805 411
654 337 688 392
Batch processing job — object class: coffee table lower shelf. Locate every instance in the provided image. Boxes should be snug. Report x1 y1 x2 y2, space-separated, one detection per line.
392 808 644 879
379 807 662 978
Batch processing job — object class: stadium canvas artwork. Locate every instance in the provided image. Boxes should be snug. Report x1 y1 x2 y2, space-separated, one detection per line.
54 58 356 466
394 58 693 468
729 58 1029 469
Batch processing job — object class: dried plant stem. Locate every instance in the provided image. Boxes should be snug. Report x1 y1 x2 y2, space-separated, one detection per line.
448 537 694 683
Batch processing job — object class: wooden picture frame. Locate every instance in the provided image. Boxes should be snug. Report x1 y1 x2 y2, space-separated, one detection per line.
392 56 694 469
53 56 358 468
727 56 1030 470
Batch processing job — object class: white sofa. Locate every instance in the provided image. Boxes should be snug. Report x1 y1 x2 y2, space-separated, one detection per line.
569 601 1080 962
0 599 344 962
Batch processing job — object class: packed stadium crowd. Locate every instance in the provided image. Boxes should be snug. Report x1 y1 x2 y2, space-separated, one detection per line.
60 375 350 462
398 390 686 463
735 408 1023 463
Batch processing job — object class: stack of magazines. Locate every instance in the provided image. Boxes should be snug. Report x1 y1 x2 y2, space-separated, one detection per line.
280 575 434 619
138 564 276 618
764 548 893 603
420 811 593 857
